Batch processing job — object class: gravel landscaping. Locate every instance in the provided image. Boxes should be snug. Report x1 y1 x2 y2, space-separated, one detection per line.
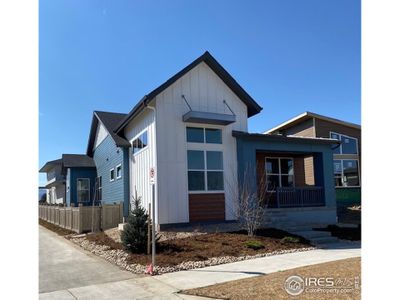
67 228 315 275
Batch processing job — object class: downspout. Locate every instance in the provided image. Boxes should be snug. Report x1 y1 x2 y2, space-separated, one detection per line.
145 103 158 229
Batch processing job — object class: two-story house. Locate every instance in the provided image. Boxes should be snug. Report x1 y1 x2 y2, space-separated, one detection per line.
265 111 361 205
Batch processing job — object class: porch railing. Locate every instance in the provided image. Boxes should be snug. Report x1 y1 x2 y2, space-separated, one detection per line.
275 187 325 208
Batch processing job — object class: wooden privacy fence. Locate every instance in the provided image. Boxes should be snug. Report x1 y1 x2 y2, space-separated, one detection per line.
39 203 123 233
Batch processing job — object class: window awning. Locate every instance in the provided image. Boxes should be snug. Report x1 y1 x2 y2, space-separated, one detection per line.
182 111 236 125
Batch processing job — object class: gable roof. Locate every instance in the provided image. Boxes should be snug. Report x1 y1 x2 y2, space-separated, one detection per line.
115 51 263 133
87 111 131 156
264 111 361 134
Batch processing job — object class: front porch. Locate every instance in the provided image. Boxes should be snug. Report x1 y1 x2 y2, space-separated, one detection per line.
234 131 339 225
256 152 326 209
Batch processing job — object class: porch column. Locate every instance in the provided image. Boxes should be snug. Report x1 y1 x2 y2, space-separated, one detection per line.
313 151 336 209
236 139 257 192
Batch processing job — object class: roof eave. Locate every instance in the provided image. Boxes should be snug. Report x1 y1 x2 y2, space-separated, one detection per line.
115 51 263 133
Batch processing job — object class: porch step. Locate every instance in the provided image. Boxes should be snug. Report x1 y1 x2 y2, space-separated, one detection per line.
309 236 340 245
273 223 329 232
292 230 332 239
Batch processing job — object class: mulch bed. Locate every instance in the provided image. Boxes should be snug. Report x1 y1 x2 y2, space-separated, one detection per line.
86 228 310 267
39 219 75 236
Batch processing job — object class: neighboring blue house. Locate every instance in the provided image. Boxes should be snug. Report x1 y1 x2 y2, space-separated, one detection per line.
86 111 131 217
40 154 97 207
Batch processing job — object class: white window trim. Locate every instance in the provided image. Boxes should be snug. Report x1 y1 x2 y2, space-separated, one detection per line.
330 131 359 155
77 178 90 202
110 168 115 182
116 164 122 179
265 157 295 191
334 158 361 188
132 129 149 156
187 150 224 193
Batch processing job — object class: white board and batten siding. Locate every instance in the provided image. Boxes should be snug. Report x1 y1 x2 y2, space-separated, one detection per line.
155 62 248 225
93 122 108 150
124 108 157 222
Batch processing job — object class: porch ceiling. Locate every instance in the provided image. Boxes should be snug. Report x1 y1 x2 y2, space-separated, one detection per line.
232 130 340 145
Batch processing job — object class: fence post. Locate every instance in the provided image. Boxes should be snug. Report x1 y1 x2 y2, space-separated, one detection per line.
119 202 123 223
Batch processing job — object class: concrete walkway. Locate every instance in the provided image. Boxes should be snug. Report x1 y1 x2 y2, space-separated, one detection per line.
155 241 361 291
39 225 360 299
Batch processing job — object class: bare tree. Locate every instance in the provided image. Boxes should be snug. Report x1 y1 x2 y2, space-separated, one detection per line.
226 164 272 237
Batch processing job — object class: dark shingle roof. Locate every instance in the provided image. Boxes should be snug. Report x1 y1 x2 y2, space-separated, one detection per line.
39 158 62 172
86 111 131 156
61 154 96 168
95 111 131 146
39 155 95 173
115 51 263 133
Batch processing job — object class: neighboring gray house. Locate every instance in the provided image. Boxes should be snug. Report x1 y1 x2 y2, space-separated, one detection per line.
39 158 65 204
86 111 131 217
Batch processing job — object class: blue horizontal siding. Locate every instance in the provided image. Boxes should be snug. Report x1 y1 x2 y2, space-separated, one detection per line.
93 134 130 216
66 167 97 207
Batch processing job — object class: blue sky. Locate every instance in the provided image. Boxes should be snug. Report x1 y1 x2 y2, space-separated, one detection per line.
39 0 360 185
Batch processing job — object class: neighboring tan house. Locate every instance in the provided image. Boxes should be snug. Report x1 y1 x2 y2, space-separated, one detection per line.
265 111 361 204
86 111 131 217
39 154 97 206
110 51 339 228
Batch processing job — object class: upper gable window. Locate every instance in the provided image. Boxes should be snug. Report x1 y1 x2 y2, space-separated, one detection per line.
330 132 358 155
132 131 148 154
186 127 222 144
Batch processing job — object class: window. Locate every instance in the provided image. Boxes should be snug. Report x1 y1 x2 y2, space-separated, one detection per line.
96 176 102 201
205 128 222 144
334 159 360 187
116 164 122 179
132 130 148 154
187 150 224 191
110 168 115 182
265 157 294 191
330 132 358 155
77 178 90 202
186 127 222 144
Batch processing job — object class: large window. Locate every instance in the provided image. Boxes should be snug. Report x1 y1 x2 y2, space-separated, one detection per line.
333 159 360 187
132 130 148 154
96 176 102 201
186 127 222 144
187 150 224 191
77 178 90 202
330 132 358 155
265 157 294 191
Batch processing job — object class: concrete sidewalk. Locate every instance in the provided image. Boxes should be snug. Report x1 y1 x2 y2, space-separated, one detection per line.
155 241 361 291
40 225 360 299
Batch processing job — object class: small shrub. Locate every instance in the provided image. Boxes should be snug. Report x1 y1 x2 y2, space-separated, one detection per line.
281 236 300 243
244 240 265 250
121 194 149 253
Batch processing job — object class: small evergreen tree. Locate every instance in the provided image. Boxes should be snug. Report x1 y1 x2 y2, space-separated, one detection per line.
121 193 148 253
